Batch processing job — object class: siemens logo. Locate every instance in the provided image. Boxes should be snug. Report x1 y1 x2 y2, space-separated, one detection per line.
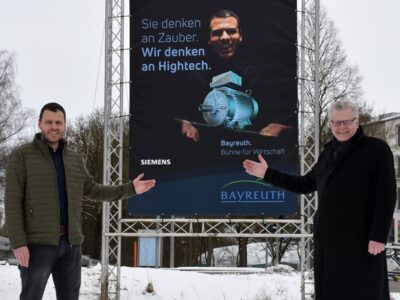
141 159 171 166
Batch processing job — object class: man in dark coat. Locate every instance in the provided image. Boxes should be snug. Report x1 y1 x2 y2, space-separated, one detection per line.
243 100 397 300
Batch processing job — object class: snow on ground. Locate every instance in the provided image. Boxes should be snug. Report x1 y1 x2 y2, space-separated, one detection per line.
1 263 400 300
124 265 301 300
0 264 302 300
2 242 400 299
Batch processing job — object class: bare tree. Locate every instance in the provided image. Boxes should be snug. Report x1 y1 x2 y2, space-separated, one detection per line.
67 109 105 183
302 1 373 146
0 50 34 230
0 50 34 158
67 109 137 264
66 109 105 259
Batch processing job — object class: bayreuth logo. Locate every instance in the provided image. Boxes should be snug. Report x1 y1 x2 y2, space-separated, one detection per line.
220 179 285 203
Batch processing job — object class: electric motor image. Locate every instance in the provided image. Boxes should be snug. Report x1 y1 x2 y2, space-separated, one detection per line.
198 71 259 129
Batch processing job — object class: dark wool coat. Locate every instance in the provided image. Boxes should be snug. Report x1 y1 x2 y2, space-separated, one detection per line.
264 127 396 300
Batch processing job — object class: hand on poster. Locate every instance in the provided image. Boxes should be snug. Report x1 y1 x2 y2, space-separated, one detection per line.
178 118 292 139
180 119 200 142
243 154 268 178
259 123 293 137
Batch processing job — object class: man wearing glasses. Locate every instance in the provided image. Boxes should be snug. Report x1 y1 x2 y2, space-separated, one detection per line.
243 100 396 300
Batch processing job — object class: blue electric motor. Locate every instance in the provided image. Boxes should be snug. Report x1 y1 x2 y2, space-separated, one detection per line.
199 71 259 129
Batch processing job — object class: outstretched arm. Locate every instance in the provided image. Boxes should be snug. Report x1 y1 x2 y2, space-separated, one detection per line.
243 154 268 178
84 167 155 201
243 154 317 194
133 173 156 194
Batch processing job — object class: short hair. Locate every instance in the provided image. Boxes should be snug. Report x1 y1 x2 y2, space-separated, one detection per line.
39 102 66 121
328 100 359 120
209 9 241 29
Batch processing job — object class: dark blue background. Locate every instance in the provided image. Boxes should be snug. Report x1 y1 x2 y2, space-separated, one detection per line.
129 0 298 216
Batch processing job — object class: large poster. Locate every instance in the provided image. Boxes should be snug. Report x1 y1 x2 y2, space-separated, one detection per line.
129 0 298 215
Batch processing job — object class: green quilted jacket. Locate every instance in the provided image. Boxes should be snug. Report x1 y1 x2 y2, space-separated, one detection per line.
5 133 135 249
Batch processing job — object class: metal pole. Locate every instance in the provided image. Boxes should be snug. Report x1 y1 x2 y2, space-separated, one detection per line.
275 224 280 266
101 0 111 298
101 0 125 298
299 0 307 298
265 237 269 269
116 0 125 297
170 216 175 268
314 0 321 162
156 215 162 267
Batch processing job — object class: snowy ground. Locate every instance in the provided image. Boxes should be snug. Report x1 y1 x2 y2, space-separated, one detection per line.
1 263 400 300
1 241 400 299
0 264 302 300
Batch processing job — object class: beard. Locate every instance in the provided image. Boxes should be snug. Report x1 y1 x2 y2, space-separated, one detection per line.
40 131 64 144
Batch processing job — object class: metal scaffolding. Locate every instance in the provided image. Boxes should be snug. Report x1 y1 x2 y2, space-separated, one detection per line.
101 0 320 299
101 0 125 298
299 0 320 298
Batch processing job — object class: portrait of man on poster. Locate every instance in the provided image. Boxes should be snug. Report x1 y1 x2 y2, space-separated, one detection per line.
177 9 293 142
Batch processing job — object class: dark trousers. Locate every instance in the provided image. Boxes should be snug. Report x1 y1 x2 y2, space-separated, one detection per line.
19 236 81 300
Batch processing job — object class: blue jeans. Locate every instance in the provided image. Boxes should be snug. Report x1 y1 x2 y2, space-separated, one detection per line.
18 236 81 300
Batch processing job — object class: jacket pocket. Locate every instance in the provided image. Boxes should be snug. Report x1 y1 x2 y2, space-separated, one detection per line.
25 208 34 234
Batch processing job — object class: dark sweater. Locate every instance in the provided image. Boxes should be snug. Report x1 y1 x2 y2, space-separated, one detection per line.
49 143 68 226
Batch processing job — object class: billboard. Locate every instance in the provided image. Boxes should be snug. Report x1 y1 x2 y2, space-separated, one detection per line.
129 0 298 215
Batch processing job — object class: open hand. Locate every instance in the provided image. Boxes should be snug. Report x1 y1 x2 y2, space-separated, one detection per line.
243 154 268 178
133 173 156 194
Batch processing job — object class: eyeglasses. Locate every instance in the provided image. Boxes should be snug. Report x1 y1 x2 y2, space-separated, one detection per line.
329 118 357 127
210 28 239 37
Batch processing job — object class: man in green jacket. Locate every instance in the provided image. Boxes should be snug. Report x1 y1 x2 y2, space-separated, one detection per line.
5 102 156 300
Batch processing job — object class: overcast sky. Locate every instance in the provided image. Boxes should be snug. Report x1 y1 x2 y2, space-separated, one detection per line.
323 0 400 115
0 0 106 122
0 0 398 123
